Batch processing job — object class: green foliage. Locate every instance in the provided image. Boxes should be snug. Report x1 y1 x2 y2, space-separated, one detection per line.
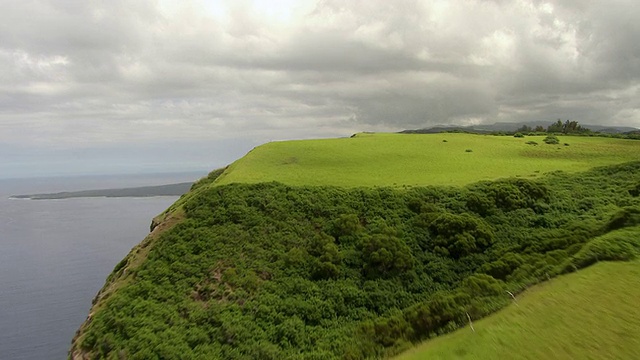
543 135 559 144
606 206 640 231
547 119 564 133
74 161 640 359
190 167 226 191
562 227 640 271
427 213 493 258
360 232 414 277
466 178 548 215
480 253 524 280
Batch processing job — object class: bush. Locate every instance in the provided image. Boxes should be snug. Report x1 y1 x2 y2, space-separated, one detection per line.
606 206 640 231
514 132 524 138
561 227 640 272
543 135 559 144
359 233 414 277
427 213 494 258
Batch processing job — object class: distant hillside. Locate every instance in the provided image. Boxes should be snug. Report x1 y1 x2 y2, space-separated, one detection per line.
11 182 192 200
401 122 638 134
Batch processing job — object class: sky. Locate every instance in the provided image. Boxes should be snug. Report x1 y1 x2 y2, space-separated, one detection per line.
1 0 639 178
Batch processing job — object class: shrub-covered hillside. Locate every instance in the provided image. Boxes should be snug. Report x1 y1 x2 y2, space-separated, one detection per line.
70 160 640 359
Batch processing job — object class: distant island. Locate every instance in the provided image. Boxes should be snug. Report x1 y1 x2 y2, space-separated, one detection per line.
10 182 193 200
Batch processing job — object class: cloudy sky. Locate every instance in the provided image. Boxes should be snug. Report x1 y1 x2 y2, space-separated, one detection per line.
1 0 639 178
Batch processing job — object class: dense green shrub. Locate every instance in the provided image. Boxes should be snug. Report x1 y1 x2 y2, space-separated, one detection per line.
606 206 640 231
427 213 494 258
560 227 640 272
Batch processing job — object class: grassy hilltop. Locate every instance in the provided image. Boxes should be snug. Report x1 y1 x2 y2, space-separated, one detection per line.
70 133 640 359
216 133 640 187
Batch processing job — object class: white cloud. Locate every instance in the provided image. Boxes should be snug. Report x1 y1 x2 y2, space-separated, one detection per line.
0 0 639 176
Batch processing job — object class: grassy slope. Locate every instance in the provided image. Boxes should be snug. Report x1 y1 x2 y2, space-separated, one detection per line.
215 133 640 188
396 259 640 360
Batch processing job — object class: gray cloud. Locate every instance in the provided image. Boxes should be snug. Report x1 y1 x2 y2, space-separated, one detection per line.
1 0 639 177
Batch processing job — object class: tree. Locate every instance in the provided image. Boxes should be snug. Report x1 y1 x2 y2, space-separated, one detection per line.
359 233 413 277
427 213 494 258
547 120 563 133
517 125 532 132
309 233 342 279
562 120 582 134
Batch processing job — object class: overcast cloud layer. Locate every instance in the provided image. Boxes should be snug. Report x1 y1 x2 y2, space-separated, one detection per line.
1 0 639 177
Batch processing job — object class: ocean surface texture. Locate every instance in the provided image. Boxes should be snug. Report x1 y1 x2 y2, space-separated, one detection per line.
0 173 202 360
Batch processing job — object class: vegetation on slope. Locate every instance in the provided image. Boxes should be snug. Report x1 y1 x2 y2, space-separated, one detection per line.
70 159 640 359
214 133 640 188
395 257 640 360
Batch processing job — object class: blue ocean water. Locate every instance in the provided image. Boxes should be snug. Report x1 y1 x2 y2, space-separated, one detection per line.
0 172 203 359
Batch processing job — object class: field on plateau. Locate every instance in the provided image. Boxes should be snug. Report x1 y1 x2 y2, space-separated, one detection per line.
214 133 640 188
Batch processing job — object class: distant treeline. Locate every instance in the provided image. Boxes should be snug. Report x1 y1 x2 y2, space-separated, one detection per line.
402 120 640 139
513 119 638 136
73 162 640 359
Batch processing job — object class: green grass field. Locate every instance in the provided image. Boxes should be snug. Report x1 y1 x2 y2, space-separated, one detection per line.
395 260 640 360
215 133 640 187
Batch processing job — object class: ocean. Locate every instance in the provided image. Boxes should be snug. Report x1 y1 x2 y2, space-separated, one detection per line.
0 172 203 359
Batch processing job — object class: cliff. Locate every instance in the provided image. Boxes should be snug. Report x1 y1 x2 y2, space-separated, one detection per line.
69 134 640 359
